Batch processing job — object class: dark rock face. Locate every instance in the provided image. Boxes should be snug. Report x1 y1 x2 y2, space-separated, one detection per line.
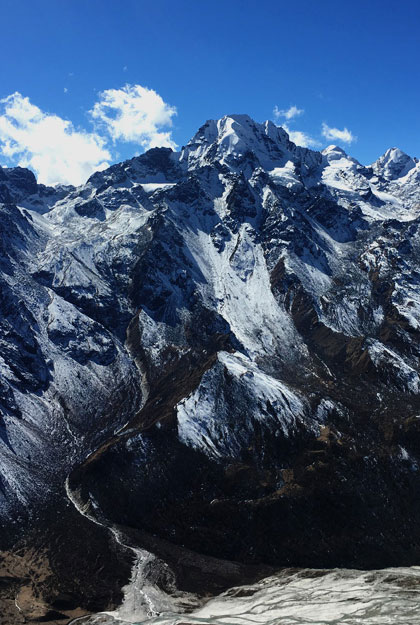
2 167 38 199
1 115 420 620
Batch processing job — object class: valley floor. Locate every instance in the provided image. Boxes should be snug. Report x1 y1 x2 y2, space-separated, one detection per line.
76 565 420 625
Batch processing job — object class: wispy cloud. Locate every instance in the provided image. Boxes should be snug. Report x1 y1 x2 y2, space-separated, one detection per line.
273 104 319 147
273 105 304 121
283 124 320 148
322 122 356 144
0 92 110 186
90 84 177 150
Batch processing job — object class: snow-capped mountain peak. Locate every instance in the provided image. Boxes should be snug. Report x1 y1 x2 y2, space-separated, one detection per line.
372 146 417 180
322 144 350 160
179 114 292 171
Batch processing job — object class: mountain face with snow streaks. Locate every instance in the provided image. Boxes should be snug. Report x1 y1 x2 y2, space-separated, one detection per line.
1 114 420 621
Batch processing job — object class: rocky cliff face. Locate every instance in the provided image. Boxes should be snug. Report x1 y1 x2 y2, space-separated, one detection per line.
1 114 420 621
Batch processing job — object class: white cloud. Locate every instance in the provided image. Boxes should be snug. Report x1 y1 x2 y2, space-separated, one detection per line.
273 105 304 121
0 92 110 186
0 84 178 186
282 123 320 148
90 84 177 150
273 104 318 148
322 122 356 144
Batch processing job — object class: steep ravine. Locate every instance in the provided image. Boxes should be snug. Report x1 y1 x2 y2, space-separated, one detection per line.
60 317 274 623
1 314 270 623
67 309 274 590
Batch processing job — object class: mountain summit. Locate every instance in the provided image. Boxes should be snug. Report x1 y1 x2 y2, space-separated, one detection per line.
1 115 420 621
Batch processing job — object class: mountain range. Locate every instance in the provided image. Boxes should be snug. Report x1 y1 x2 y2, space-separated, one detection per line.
1 114 420 623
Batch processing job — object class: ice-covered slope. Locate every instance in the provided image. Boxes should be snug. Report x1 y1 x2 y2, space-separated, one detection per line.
1 115 420 620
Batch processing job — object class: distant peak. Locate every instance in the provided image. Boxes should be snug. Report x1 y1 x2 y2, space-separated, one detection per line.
378 147 412 162
322 144 350 162
372 147 416 180
223 113 254 124
322 145 347 155
264 120 290 144
385 147 407 156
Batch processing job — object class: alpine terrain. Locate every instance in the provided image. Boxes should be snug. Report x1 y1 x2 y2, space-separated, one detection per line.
1 114 420 623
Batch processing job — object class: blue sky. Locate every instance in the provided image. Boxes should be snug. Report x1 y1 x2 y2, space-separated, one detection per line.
0 0 418 185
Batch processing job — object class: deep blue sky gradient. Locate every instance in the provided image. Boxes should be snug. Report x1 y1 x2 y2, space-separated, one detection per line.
1 0 419 165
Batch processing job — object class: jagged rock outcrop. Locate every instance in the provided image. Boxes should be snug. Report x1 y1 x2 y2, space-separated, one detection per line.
1 114 420 621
